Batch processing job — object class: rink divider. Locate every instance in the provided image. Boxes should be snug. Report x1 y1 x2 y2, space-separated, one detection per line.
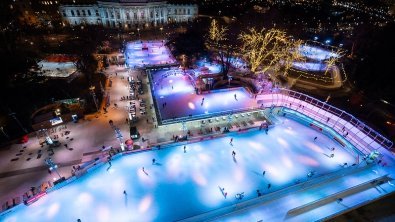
179 163 374 222
286 174 390 216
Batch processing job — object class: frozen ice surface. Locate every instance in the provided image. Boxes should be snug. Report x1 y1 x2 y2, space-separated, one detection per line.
125 41 176 68
298 45 340 61
151 69 257 121
2 117 356 222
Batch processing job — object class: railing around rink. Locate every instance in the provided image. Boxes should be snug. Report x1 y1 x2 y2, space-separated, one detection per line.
257 89 393 153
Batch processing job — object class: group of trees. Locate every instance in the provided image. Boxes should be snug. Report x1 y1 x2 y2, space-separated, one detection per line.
207 19 306 77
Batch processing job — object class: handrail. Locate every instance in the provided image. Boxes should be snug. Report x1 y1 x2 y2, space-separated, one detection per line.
257 89 393 152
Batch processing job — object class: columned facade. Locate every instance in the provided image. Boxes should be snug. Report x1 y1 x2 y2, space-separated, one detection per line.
59 0 198 28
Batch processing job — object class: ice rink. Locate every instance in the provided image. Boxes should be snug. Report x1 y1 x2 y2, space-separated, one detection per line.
150 69 257 122
124 41 176 68
2 117 357 222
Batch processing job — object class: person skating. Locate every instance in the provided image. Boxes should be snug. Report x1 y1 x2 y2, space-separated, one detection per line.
152 158 156 165
184 145 186 153
230 138 233 145
262 171 266 176
313 136 318 142
232 150 236 157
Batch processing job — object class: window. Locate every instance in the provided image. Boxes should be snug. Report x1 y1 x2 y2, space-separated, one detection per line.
160 10 163 17
116 12 120 20
188 9 190 15
76 10 80 16
82 10 86 16
105 11 108 18
150 11 153 18
110 12 114 19
62 10 66 17
95 10 99 16
126 13 130 20
88 10 91 16
134 12 137 19
71 10 75 16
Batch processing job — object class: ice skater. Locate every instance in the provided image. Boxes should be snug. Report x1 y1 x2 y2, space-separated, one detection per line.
262 170 266 176
123 190 127 195
267 183 271 189
142 167 148 175
183 145 186 153
232 150 236 157
313 136 318 142
234 93 237 101
152 158 156 165
230 138 233 146
257 190 262 197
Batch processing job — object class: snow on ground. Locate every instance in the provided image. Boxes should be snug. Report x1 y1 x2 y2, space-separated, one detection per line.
124 41 176 68
150 69 257 121
2 117 356 222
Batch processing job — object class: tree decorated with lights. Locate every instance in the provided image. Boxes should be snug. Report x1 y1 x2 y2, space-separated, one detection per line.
238 28 292 73
207 19 233 79
280 39 305 77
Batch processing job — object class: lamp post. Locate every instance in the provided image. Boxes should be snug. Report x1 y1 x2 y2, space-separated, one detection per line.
0 126 9 138
159 27 163 38
45 158 61 179
89 86 99 113
137 28 140 39
9 111 27 134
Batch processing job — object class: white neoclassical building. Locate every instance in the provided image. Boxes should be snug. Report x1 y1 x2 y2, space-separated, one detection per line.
59 0 198 29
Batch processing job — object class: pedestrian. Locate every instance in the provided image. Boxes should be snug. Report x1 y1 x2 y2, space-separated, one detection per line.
262 171 266 176
146 119 149 123
64 144 68 148
313 136 317 141
184 145 186 153
152 158 156 165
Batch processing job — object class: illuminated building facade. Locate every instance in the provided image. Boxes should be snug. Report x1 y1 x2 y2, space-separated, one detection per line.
59 0 198 28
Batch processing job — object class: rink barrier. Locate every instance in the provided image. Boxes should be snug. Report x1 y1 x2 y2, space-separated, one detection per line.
179 163 374 222
0 202 24 217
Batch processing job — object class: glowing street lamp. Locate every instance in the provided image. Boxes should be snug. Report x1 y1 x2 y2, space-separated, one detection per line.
137 28 140 39
160 27 163 37
45 158 61 179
